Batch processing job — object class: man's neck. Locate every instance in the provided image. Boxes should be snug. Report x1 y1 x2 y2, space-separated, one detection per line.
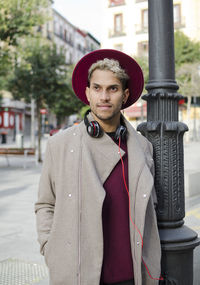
91 112 121 133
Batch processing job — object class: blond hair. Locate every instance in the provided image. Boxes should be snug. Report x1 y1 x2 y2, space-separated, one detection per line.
88 58 129 90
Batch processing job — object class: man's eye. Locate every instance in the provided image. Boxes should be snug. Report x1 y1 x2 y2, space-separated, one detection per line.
94 86 99 90
110 86 118 91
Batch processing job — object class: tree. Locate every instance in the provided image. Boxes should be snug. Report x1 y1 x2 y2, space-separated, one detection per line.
0 47 11 100
174 31 200 68
174 32 200 141
176 62 200 141
174 31 200 105
0 0 49 91
134 56 149 87
0 0 49 45
49 64 85 125
8 42 72 162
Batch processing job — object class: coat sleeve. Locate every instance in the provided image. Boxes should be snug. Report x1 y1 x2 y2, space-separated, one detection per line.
35 140 56 255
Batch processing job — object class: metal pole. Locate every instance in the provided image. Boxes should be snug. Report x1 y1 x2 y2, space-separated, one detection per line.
193 96 197 141
137 0 200 283
31 98 35 148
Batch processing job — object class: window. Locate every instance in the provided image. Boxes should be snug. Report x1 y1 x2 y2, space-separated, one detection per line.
109 0 125 7
138 41 149 56
90 43 94 51
69 52 73 64
114 13 123 34
64 29 67 41
53 20 57 34
60 25 63 39
141 9 148 30
174 4 181 26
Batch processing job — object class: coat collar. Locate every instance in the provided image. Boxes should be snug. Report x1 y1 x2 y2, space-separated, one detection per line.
79 112 146 187
79 119 125 185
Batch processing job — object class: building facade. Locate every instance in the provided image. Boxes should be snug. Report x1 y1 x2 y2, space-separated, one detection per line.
53 9 76 64
101 0 200 57
52 9 100 65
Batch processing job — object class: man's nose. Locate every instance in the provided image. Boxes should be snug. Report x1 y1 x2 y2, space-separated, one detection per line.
100 89 110 101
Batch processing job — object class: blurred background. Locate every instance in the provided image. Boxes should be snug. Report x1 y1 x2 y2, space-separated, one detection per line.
0 0 200 284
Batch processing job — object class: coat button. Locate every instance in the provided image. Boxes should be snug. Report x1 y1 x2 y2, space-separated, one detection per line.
143 194 147 198
68 193 72 197
70 149 74 153
73 133 76 136
137 241 140 245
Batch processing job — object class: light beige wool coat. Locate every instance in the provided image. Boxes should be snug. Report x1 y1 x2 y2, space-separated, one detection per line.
35 117 161 285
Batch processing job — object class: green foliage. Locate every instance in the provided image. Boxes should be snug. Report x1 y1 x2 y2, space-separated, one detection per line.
134 56 149 87
8 42 65 102
174 31 200 98
0 47 12 90
50 64 85 124
8 41 83 122
0 47 11 76
174 31 200 68
0 0 49 98
176 62 200 97
0 0 49 45
79 105 90 119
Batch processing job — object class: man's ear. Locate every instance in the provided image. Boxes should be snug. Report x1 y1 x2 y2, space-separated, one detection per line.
123 89 130 104
85 87 90 102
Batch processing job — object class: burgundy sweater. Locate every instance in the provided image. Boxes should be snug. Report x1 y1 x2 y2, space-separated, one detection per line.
100 134 134 284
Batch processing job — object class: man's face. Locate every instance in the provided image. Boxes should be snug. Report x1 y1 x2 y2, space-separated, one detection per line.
85 69 129 124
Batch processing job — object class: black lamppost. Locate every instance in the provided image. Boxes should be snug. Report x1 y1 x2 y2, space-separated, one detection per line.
137 0 200 283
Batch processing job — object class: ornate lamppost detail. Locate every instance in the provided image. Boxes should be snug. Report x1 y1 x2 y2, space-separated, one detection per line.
139 92 187 228
137 0 200 283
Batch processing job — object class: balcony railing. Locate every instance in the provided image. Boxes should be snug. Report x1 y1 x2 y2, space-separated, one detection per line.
135 0 147 3
108 27 126 38
174 17 186 29
54 31 74 47
135 16 185 35
135 24 148 34
108 0 126 8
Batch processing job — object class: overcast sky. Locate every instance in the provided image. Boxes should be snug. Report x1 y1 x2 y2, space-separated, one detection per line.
53 0 103 42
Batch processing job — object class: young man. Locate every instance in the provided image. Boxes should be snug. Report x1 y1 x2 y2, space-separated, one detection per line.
35 49 161 285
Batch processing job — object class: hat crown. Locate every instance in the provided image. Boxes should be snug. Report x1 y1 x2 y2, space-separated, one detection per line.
72 49 144 109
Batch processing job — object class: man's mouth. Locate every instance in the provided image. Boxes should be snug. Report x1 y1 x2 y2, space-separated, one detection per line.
97 104 112 110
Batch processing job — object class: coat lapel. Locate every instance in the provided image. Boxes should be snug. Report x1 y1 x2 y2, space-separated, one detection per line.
81 122 125 185
80 113 146 187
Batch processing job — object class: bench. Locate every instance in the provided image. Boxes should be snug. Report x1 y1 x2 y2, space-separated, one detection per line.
0 148 37 168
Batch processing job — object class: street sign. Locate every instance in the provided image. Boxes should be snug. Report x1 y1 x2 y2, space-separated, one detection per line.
40 109 47 114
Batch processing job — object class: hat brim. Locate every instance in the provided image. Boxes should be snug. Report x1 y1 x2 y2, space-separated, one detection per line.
72 49 144 109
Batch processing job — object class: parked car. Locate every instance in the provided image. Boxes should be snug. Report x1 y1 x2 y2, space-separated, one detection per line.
49 128 60 136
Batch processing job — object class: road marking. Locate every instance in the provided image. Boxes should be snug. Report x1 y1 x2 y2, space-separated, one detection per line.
190 226 200 230
186 207 200 219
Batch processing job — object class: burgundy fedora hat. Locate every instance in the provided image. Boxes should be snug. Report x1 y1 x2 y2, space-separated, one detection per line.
72 49 144 109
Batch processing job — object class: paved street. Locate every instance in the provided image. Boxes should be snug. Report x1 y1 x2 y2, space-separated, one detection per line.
0 138 200 284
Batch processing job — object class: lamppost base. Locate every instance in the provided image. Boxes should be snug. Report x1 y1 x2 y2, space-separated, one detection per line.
159 225 200 284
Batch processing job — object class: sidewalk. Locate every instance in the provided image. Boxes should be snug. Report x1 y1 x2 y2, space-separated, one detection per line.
0 138 200 284
0 137 49 285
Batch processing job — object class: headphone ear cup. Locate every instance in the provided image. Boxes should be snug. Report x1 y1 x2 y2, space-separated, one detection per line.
87 121 101 138
115 125 127 141
84 109 102 138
